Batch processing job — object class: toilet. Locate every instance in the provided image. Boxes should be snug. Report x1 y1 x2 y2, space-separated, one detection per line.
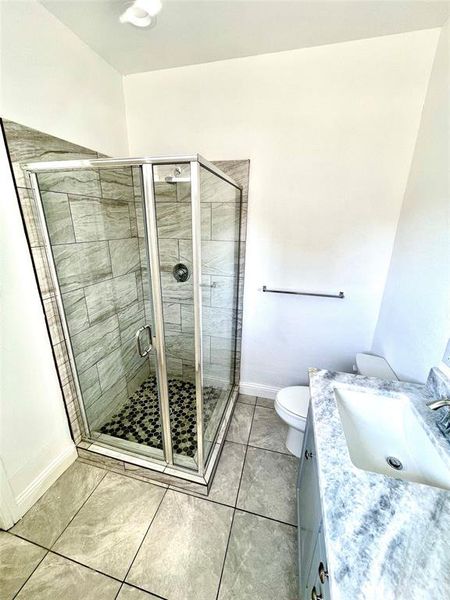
274 386 310 457
274 352 397 457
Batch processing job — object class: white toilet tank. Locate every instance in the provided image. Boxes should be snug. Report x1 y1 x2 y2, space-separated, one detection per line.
356 353 398 381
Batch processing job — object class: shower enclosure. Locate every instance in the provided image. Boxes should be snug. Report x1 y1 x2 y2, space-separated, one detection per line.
24 155 242 484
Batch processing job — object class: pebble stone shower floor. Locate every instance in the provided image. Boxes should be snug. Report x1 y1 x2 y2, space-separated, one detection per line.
99 376 222 457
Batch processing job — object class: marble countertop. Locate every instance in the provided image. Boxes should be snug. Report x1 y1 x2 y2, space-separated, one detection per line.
308 368 450 600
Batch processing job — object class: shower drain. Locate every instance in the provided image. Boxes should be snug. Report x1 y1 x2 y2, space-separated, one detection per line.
386 456 403 471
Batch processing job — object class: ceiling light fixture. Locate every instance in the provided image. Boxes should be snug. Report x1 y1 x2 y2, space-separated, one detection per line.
119 0 162 28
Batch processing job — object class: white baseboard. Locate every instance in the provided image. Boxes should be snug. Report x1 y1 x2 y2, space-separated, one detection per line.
239 381 281 399
0 458 19 529
15 444 77 519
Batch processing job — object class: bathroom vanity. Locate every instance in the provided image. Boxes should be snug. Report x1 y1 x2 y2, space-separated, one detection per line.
297 368 450 600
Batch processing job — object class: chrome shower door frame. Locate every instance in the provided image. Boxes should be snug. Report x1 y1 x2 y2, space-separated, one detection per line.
141 164 173 465
190 160 205 474
24 154 242 484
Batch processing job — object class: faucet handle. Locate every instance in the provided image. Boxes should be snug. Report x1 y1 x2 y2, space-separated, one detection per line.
426 398 450 409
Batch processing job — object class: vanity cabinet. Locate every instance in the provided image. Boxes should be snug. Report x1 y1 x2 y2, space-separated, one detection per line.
297 408 331 599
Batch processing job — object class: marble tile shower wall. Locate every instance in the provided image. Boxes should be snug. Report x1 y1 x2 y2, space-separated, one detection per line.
152 162 249 385
209 160 248 384
38 165 152 430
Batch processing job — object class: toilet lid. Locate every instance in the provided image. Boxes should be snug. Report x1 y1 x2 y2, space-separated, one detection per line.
277 386 310 418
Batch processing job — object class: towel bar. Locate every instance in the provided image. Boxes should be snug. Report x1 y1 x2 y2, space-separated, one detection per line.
262 286 344 299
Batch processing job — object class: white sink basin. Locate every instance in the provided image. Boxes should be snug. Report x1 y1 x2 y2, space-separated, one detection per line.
334 388 450 491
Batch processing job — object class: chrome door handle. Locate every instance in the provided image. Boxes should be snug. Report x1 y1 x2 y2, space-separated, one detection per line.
135 325 152 357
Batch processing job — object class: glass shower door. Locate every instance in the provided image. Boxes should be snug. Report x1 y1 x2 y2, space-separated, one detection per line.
34 165 168 461
150 162 200 469
198 164 241 463
149 160 242 471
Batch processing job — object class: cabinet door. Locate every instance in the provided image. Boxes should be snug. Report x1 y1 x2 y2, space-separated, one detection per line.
297 408 322 596
317 528 331 599
306 531 321 600
308 525 331 600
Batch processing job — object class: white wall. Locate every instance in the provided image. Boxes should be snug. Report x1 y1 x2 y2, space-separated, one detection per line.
0 0 128 526
371 22 449 384
0 135 76 528
0 0 128 156
124 29 439 393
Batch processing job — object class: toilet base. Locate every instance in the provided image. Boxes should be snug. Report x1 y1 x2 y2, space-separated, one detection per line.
286 426 304 458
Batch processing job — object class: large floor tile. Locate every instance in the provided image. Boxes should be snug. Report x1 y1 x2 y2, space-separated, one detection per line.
15 553 120 600
248 406 289 454
217 511 297 600
127 490 233 600
237 394 256 406
53 472 165 579
256 397 274 409
225 402 254 444
0 532 46 600
117 584 161 599
11 461 106 548
208 441 247 506
237 446 298 525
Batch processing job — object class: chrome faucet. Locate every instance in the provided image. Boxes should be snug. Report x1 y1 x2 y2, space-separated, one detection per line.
427 398 450 436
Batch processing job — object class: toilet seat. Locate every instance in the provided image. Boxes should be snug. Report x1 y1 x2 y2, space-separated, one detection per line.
275 386 310 419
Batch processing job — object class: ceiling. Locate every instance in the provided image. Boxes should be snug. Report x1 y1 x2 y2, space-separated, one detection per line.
41 0 449 75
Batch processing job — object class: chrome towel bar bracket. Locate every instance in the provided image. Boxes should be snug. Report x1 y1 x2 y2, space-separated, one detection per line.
262 286 344 299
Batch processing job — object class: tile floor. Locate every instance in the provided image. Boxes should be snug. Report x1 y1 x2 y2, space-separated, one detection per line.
1 395 298 600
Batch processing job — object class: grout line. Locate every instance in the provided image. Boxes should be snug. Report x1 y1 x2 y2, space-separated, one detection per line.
243 402 256 446
10 540 49 600
50 549 124 582
214 508 236 600
121 487 169 589
49 234 141 249
234 507 297 529
66 188 79 244
255 400 275 408
247 443 294 458
48 549 124 583
236 398 256 406
9 531 52 552
214 403 256 600
221 438 247 448
48 466 109 551
8 538 125 594
236 404 256 505
39 186 134 203
116 581 168 600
